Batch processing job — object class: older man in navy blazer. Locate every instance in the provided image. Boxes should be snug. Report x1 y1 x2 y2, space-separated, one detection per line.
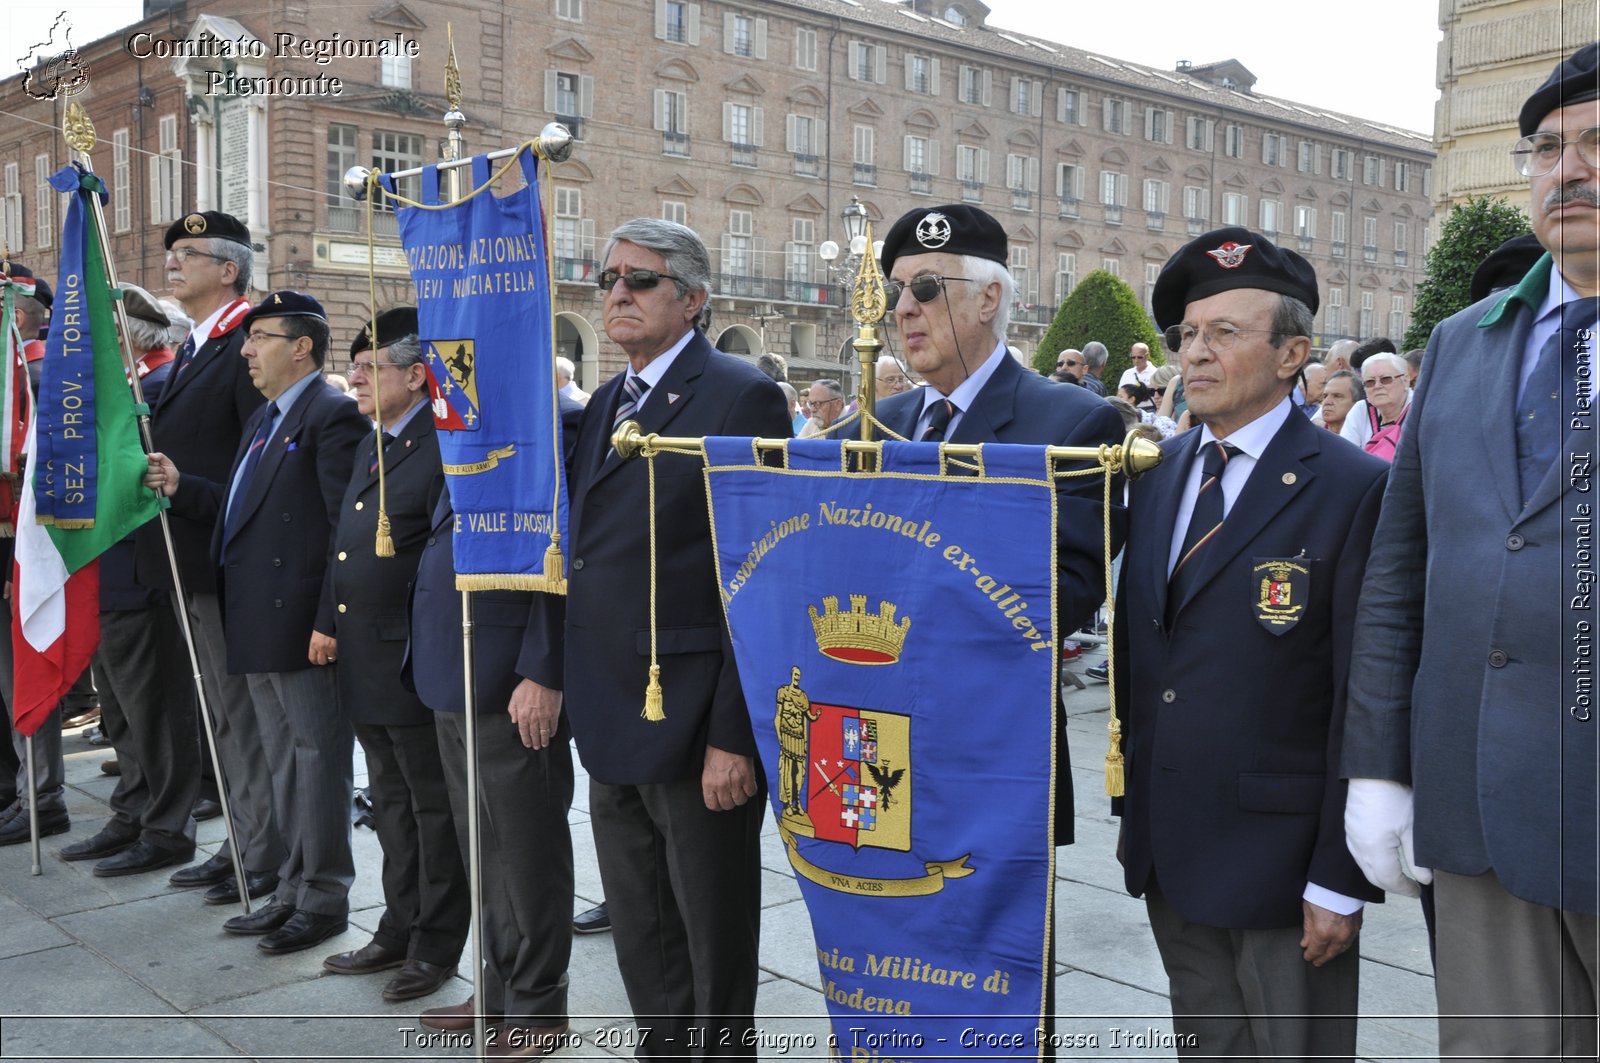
1115 229 1387 1060
146 291 368 956
518 218 790 1060
1344 45 1600 1060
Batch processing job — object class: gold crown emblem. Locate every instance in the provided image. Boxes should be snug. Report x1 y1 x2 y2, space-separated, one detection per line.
809 595 910 665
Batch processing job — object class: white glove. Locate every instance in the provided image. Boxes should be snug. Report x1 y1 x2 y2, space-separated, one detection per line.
1344 778 1433 898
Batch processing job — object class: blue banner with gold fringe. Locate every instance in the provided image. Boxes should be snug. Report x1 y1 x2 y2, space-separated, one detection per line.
383 147 567 592
705 436 1059 1057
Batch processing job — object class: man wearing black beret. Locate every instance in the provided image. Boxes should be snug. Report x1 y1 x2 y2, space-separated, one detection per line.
316 308 468 1002
145 290 369 955
1113 226 1388 1058
1344 42 1599 1058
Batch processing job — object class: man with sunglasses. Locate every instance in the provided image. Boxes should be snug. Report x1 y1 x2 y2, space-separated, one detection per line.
144 290 369 955
522 218 790 1059
134 212 285 908
1344 44 1600 1059
1114 227 1388 1059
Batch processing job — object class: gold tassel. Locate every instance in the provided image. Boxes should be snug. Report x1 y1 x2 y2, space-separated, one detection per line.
541 539 564 586
374 511 395 558
1104 741 1125 798
642 664 665 721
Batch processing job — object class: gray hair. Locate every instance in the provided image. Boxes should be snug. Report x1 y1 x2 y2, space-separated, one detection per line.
777 381 797 402
1269 295 1315 347
159 299 192 348
958 254 1015 340
602 218 711 299
810 378 843 401
209 237 252 297
1327 368 1365 404
554 356 575 383
122 315 169 353
385 333 425 369
1082 341 1108 369
1361 350 1409 380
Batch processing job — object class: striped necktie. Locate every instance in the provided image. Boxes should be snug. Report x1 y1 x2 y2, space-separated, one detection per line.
921 399 957 442
1167 440 1239 621
613 375 649 433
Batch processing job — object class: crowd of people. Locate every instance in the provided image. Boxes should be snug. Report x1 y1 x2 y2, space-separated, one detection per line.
0 41 1593 1062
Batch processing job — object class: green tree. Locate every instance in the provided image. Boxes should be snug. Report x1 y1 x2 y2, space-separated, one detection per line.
1031 269 1163 384
1402 196 1531 350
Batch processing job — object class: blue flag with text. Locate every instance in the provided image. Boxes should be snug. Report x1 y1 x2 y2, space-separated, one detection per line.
704 436 1059 1057
384 148 567 591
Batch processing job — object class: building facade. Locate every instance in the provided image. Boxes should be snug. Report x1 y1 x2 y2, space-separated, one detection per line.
1 0 1435 389
1434 0 1598 215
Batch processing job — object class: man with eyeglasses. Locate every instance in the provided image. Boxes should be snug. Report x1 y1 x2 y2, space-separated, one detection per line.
315 307 467 1004
520 218 790 1058
1118 342 1158 390
1055 348 1087 386
800 377 845 436
1114 226 1388 1059
145 290 368 955
134 211 284 907
1343 43 1600 1059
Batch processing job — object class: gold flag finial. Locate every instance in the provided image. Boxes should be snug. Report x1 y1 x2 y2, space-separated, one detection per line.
850 221 886 326
445 25 462 111
64 101 96 154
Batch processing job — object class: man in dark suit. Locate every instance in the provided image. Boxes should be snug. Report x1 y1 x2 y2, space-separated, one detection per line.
1344 45 1599 1060
316 308 466 1003
57 284 201 876
1113 228 1388 1059
145 290 368 955
135 211 280 905
870 204 1125 849
519 218 790 1059
409 397 584 1054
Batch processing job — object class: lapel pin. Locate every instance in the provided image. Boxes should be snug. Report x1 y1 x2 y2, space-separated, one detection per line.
1282 472 1296 485
668 392 680 404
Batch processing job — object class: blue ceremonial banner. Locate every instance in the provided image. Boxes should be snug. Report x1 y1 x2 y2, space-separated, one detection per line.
34 164 105 528
383 149 567 591
705 437 1059 1057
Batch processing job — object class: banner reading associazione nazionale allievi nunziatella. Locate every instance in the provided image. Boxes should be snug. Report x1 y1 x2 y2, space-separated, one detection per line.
705 436 1059 1057
382 148 567 591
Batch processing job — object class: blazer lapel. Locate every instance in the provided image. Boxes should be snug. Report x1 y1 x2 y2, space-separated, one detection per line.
365 408 431 487
158 333 223 411
590 334 706 486
1481 309 1536 522
1170 414 1315 619
948 357 1018 445
1138 433 1197 625
228 387 314 541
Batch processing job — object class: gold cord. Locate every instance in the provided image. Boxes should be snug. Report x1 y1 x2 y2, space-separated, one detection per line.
1100 466 1123 796
642 445 664 721
364 181 394 557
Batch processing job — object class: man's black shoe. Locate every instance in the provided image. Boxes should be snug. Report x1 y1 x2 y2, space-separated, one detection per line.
59 824 139 862
169 851 232 889
572 902 611 934
204 870 279 906
0 808 69 846
223 899 295 936
258 910 348 954
94 840 196 878
191 799 222 821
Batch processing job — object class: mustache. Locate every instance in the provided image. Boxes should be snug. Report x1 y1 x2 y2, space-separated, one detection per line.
1544 183 1600 211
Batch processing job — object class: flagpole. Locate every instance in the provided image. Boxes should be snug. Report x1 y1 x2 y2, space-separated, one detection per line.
25 736 40 874
436 31 489 1059
60 102 253 912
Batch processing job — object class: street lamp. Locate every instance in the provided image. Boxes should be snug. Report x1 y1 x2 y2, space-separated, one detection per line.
818 195 877 283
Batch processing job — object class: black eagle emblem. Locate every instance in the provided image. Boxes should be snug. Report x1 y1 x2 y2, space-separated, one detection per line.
864 758 905 811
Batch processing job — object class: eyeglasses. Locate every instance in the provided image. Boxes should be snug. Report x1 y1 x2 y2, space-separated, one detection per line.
1163 323 1282 354
1058 359 1082 368
351 359 404 374
1362 372 1402 389
1511 127 1600 177
598 268 681 292
884 275 970 305
246 330 296 344
167 247 227 265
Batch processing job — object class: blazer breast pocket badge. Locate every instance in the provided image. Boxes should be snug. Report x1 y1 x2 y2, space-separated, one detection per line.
1252 557 1310 634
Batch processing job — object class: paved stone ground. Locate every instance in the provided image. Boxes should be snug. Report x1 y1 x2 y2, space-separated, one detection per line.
0 680 1440 1061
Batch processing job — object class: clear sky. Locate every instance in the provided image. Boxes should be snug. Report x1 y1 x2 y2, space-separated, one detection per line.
6 0 1441 134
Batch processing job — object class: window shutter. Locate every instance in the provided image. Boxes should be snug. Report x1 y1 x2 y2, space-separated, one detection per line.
904 56 915 92
929 57 940 95
655 0 668 39
1026 157 1039 192
754 18 767 59
978 148 989 183
579 76 594 117
686 3 700 45
753 107 764 147
544 70 558 113
786 114 798 152
723 11 735 52
149 155 161 221
874 45 886 84
1102 98 1114 133
981 70 992 107
1030 81 1042 117
723 102 734 143
654 90 669 132
928 139 940 176
849 42 862 80
1144 108 1155 141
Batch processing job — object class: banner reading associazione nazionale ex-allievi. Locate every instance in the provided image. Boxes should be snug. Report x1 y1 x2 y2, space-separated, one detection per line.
383 149 567 592
704 436 1060 1058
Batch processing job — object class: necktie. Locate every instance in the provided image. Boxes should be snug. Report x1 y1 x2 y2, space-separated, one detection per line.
1168 440 1239 622
1516 297 1600 504
921 399 957 442
369 431 393 475
225 401 278 548
173 334 197 378
613 375 650 434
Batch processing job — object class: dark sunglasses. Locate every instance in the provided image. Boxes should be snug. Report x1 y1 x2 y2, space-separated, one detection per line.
598 268 681 292
884 275 970 305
